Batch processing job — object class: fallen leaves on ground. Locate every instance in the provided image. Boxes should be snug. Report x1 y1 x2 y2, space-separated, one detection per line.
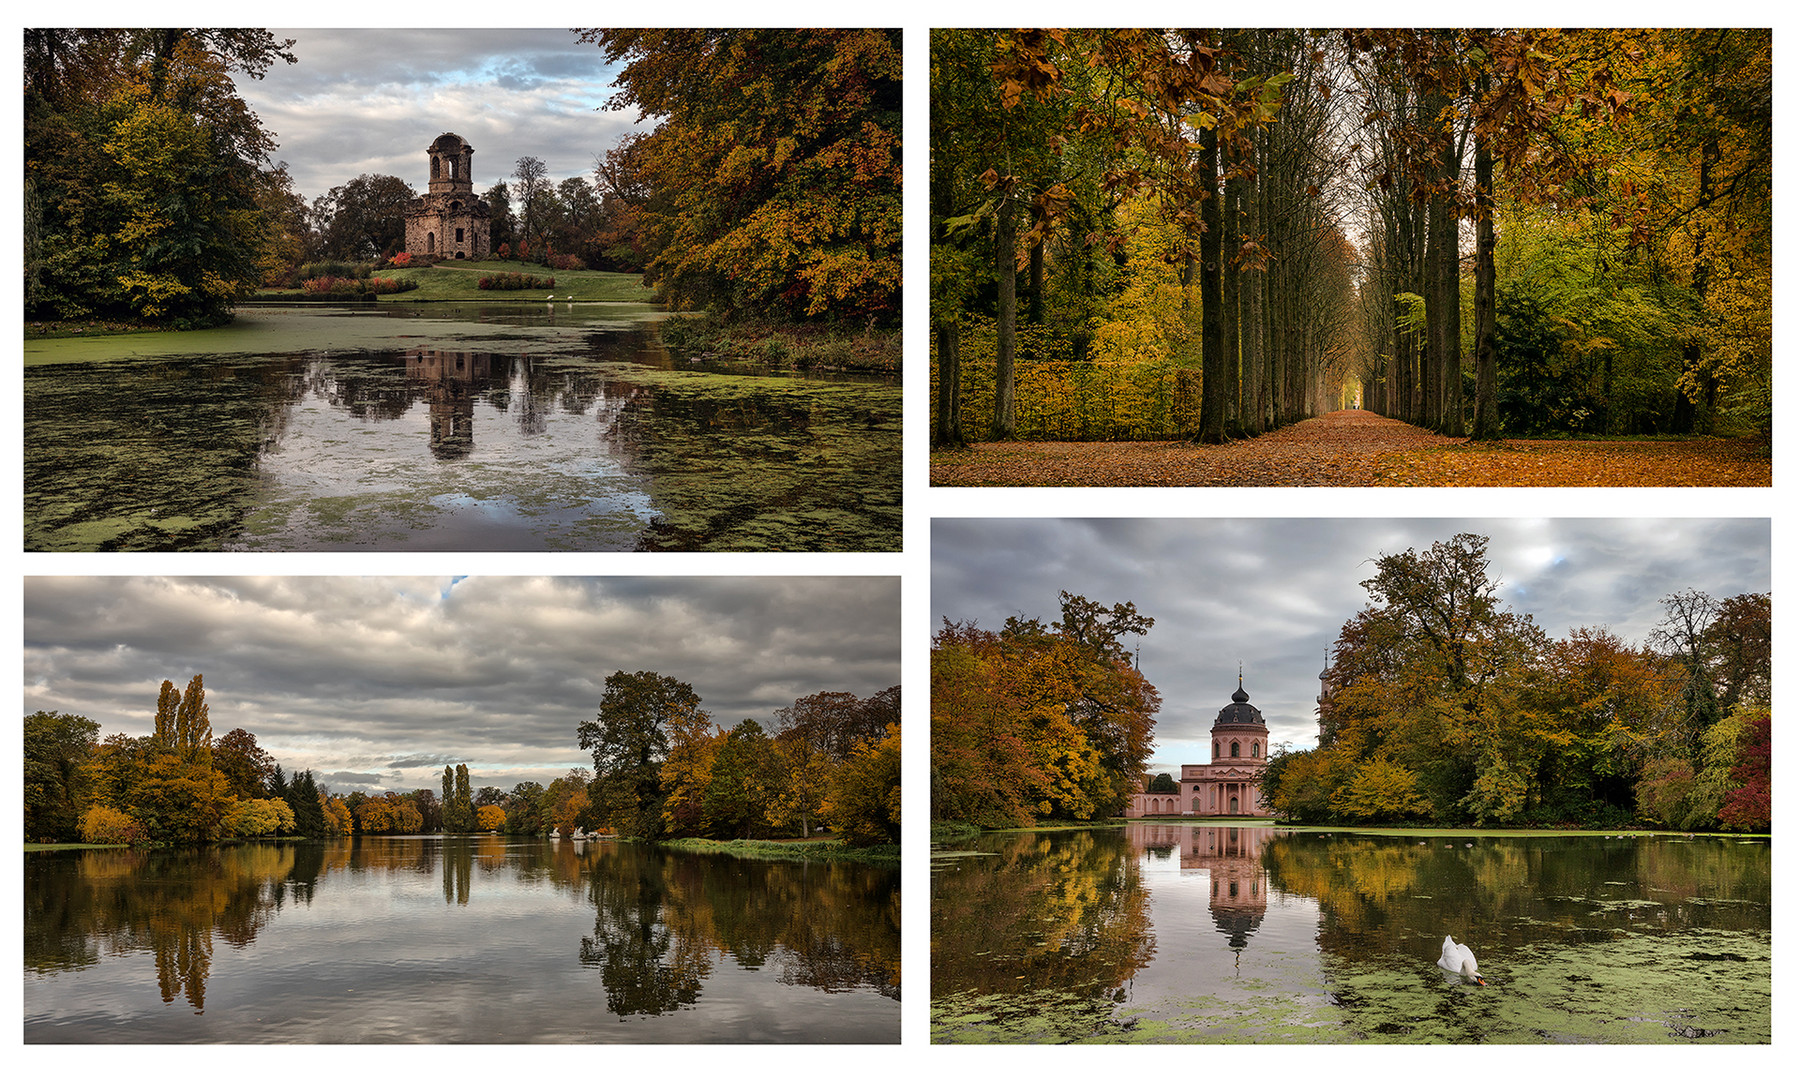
929 410 1770 487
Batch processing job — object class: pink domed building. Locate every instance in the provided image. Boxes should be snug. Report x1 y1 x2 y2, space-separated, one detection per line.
1125 676 1271 818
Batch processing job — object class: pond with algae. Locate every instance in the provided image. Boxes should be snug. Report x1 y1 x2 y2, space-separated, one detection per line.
931 825 1770 1043
24 304 900 551
26 835 900 1043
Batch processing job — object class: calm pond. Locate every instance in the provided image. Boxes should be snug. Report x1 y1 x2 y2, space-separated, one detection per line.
24 304 900 551
932 824 1770 1043
25 835 900 1043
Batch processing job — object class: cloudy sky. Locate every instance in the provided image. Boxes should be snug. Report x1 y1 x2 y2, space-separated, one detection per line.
932 518 1770 772
23 576 899 796
235 29 645 201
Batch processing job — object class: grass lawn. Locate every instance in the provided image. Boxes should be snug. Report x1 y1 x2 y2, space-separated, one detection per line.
265 261 659 305
657 835 900 862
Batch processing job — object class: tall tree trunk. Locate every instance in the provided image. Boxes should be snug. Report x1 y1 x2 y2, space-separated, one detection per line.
991 199 1017 439
1197 122 1226 443
1674 131 1718 435
1026 236 1044 326
1223 167 1242 435
933 318 965 448
1470 73 1499 440
1242 126 1265 434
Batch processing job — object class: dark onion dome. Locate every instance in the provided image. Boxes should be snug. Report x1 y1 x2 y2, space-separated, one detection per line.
1212 678 1269 732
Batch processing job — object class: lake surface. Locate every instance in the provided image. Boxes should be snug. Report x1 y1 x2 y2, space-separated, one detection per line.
24 305 900 551
25 836 900 1043
931 825 1770 1043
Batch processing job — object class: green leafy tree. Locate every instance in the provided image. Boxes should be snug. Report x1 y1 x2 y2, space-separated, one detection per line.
441 763 476 832
578 671 700 840
313 173 416 259
24 711 100 842
703 719 776 839
484 180 517 254
442 766 456 830
286 769 327 838
505 782 546 834
455 764 475 831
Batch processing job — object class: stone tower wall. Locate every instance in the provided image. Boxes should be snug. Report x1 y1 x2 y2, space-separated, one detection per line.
405 133 490 260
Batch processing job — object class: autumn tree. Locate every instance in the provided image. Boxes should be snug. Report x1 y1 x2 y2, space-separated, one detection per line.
24 28 296 325
1716 707 1770 832
213 727 275 800
579 29 901 322
932 592 1159 826
222 797 295 839
591 134 651 272
822 725 901 846
659 700 722 836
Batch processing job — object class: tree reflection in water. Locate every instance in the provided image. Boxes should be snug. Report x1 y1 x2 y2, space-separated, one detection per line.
26 837 900 1032
933 826 1770 1043
579 842 900 1018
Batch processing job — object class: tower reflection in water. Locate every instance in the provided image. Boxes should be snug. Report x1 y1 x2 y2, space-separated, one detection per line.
406 348 493 459
1127 824 1273 957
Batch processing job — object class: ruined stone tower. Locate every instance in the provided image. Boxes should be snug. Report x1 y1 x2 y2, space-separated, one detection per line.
404 133 490 260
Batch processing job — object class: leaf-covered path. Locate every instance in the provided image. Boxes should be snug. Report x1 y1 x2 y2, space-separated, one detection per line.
929 410 1770 487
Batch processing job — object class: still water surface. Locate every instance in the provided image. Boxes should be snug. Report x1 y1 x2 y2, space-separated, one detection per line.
26 836 899 1043
24 305 900 551
932 825 1769 1043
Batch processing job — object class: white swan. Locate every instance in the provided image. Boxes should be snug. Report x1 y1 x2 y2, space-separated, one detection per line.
1438 935 1485 984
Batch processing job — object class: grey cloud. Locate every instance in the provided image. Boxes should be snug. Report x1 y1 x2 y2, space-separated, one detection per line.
242 29 641 199
25 576 899 797
933 518 1769 771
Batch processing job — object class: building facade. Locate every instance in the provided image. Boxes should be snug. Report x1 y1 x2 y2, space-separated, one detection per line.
1125 678 1271 818
404 133 490 260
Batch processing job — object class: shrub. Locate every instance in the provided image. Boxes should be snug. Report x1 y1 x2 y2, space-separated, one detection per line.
478 272 556 292
79 805 145 845
297 260 370 282
551 253 586 271
300 276 417 297
389 251 413 267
